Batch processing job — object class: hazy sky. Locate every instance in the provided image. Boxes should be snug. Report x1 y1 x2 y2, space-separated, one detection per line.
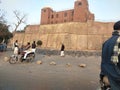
0 0 120 31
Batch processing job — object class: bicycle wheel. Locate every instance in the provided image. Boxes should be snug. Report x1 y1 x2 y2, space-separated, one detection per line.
9 56 17 64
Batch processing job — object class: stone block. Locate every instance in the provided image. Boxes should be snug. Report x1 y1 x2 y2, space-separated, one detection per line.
66 63 72 67
47 34 58 49
78 63 86 68
88 22 112 35
39 34 49 48
88 35 103 50
76 35 87 50
4 56 10 62
36 60 42 64
69 34 77 50
50 61 56 65
70 22 88 35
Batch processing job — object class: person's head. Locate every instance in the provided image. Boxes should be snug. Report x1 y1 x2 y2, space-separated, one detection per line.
27 42 30 45
114 21 120 31
15 40 18 42
33 41 35 43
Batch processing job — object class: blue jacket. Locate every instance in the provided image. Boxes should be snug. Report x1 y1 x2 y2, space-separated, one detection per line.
101 32 120 82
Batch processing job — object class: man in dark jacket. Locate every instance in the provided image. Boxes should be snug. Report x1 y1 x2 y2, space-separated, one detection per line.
100 21 120 90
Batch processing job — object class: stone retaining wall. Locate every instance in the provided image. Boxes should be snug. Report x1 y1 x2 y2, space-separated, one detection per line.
10 21 114 51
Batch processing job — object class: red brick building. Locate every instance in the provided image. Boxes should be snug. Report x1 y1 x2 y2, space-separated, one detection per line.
41 0 94 25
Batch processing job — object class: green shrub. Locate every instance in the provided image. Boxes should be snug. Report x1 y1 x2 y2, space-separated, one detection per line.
37 40 42 46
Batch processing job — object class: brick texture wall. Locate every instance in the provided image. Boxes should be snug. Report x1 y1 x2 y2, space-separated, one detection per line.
41 0 94 25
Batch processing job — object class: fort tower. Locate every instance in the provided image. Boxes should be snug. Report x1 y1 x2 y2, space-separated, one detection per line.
41 0 94 24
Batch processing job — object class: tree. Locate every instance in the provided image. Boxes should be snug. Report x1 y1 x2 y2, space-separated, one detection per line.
13 10 27 34
0 23 13 43
0 1 13 43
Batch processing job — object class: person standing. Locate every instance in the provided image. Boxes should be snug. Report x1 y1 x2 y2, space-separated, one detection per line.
31 41 36 53
100 20 120 90
13 40 19 55
60 43 65 57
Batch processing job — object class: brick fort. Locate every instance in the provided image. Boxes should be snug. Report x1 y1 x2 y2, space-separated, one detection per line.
11 0 114 51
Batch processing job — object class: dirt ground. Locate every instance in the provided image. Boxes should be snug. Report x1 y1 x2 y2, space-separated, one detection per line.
0 50 101 90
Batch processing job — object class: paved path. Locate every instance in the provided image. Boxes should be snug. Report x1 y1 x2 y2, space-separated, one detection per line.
0 50 101 90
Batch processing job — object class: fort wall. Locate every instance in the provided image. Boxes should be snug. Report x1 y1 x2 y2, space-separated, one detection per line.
11 21 114 51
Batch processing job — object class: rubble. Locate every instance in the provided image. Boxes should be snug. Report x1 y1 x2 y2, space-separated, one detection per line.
66 63 72 67
4 56 10 62
36 60 42 65
50 61 56 65
78 64 86 68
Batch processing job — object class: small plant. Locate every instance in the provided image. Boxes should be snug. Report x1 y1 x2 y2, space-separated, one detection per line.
37 40 42 46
